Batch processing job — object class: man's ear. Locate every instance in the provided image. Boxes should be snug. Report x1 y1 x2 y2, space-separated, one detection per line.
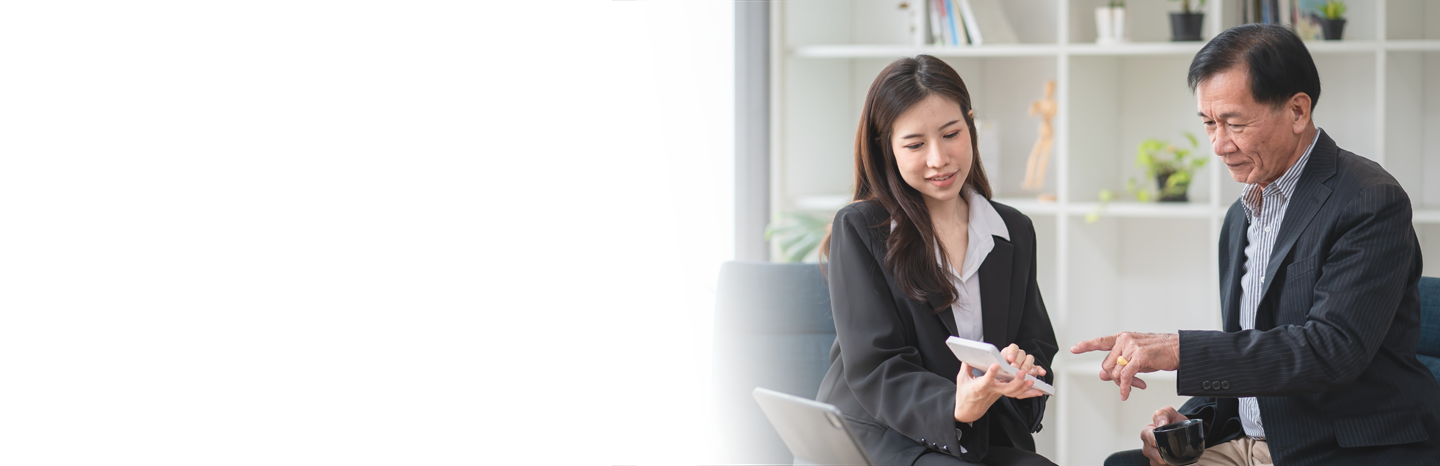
1288 92 1312 134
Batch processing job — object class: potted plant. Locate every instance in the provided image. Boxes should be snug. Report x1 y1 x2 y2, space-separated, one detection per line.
1320 0 1347 40
765 212 829 262
1169 0 1205 41
1086 132 1207 223
1096 1 1127 45
1136 131 1206 202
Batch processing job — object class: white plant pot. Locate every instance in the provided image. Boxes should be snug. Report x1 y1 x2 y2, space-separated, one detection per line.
1095 7 1114 44
1113 8 1127 43
1096 7 1128 45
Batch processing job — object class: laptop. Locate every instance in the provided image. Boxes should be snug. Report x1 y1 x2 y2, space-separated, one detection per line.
751 387 874 466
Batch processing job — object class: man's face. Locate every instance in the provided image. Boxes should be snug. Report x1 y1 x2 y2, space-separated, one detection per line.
1196 67 1306 187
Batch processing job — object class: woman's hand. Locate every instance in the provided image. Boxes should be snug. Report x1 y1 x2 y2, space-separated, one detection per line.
1000 343 1047 379
953 360 1046 423
997 345 1046 400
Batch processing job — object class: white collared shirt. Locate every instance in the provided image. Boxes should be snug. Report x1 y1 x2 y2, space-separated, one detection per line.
1236 128 1322 439
946 187 1010 342
892 187 1010 343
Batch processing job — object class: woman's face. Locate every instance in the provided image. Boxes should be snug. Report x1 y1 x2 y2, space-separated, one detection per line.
890 94 973 204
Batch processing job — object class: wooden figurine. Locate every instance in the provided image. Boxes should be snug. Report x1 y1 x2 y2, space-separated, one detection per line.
1022 80 1057 192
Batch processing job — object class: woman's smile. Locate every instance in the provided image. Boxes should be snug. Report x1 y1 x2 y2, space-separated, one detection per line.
927 171 958 188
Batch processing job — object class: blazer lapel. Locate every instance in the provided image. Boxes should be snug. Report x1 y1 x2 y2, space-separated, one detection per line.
1222 212 1247 332
978 237 1014 345
930 293 960 336
1258 133 1338 303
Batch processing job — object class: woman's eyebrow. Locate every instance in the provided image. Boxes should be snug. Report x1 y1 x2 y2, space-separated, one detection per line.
899 120 962 139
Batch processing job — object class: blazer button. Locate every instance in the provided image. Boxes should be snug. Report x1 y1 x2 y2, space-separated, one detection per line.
942 445 949 451
1221 381 1230 389
1202 381 1212 390
920 438 926 444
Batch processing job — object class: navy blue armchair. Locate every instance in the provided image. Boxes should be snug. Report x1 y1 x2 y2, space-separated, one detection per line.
712 261 836 465
1105 276 1440 466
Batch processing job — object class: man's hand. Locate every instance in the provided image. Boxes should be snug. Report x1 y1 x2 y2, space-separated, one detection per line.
1140 407 1188 466
1070 332 1180 400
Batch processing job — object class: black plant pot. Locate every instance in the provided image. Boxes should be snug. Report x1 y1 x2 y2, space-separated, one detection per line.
1170 12 1204 41
1156 174 1189 203
1321 18 1346 40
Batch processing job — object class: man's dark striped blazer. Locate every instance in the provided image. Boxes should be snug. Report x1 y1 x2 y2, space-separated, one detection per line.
1176 131 1440 464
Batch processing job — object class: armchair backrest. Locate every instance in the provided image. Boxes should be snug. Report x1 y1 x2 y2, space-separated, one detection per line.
1416 277 1440 382
712 261 835 465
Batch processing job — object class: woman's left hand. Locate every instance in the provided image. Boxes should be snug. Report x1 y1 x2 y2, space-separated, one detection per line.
996 344 1047 400
1000 343 1047 379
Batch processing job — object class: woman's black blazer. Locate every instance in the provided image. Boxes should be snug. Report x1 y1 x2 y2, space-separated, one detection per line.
816 199 1057 464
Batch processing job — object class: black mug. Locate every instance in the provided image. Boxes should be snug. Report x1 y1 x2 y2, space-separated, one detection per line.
1152 418 1205 465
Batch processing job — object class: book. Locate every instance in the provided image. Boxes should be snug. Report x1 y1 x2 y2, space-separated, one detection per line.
907 0 927 46
942 0 968 46
929 0 945 45
958 0 1018 46
950 0 968 45
1293 0 1326 40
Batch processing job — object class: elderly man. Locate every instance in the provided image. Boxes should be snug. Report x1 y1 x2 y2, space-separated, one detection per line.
1072 24 1440 466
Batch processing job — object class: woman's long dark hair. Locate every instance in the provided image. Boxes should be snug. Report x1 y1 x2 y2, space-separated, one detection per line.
820 55 992 312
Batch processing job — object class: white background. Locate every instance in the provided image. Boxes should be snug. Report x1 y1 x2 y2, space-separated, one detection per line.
0 1 734 464
639 0 731 466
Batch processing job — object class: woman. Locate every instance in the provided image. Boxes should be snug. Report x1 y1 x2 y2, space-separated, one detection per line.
816 55 1058 466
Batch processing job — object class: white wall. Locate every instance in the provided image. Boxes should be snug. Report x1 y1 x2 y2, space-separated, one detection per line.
642 0 731 466
0 1 604 463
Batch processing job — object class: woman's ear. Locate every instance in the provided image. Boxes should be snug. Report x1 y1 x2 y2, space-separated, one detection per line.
968 109 975 120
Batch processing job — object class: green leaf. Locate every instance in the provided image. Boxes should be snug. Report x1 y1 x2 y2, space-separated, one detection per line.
786 234 822 263
1323 0 1346 19
765 223 807 240
767 212 830 263
1168 170 1191 187
1182 131 1198 149
778 229 810 252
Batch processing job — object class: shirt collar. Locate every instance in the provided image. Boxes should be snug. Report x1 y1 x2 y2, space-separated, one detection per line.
1242 127 1322 218
966 186 1009 242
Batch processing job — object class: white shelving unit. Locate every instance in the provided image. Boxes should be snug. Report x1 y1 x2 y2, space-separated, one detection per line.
771 1 1440 464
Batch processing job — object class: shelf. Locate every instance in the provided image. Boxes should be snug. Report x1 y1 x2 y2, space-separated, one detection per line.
790 44 1060 58
1383 40 1440 52
1065 42 1205 56
790 199 1440 224
1414 209 1440 224
790 40 1440 59
791 195 1060 216
1303 40 1382 53
1070 201 1218 219
993 197 1060 216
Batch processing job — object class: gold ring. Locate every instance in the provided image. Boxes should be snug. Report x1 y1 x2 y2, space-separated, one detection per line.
1117 356 1129 366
